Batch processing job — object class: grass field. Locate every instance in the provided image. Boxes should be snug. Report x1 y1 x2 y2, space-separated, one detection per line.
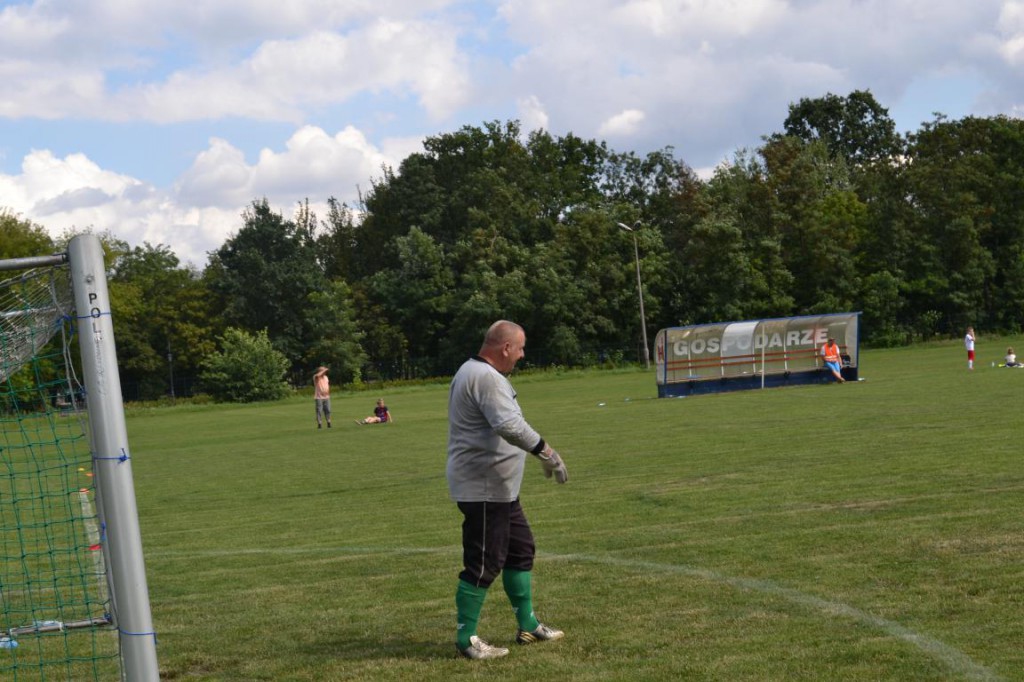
124 337 1024 681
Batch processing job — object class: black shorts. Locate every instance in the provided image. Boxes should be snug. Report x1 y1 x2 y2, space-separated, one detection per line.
457 498 535 588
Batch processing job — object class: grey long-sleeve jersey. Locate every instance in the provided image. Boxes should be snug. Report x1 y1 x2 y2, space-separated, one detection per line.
446 357 542 502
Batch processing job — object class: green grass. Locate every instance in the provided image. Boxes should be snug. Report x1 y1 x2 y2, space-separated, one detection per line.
124 338 1024 681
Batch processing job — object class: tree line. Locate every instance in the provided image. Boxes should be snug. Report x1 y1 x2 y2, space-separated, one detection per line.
3 90 1023 400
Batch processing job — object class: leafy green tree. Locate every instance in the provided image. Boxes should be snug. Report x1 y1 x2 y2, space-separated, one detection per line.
200 328 289 402
364 227 455 375
781 89 904 168
602 148 697 226
0 211 59 406
758 137 862 315
316 197 360 281
350 122 586 374
447 263 533 366
356 121 606 285
535 209 654 362
353 158 441 279
702 154 795 321
903 115 1015 334
791 190 866 314
352 122 536 283
109 243 218 398
853 159 913 301
525 129 607 224
106 278 164 397
599 149 708 336
206 199 324 366
352 286 409 380
776 92 920 341
447 239 533 368
423 121 539 246
0 209 55 260
677 213 758 323
859 271 906 346
303 279 366 384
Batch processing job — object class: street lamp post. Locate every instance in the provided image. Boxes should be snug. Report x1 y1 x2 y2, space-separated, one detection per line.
617 221 650 370
167 338 175 401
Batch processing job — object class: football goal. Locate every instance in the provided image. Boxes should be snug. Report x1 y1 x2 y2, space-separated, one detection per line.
1 235 159 680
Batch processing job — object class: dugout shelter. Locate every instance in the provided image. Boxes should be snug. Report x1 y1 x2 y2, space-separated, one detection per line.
654 312 860 397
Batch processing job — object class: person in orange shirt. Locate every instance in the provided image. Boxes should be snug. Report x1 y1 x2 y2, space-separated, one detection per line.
821 337 845 383
313 366 332 429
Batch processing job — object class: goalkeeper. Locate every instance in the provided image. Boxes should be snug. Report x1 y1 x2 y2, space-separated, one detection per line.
446 320 569 660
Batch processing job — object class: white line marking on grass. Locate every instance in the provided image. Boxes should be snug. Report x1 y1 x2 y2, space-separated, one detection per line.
549 552 1003 682
149 546 447 558
150 545 1002 680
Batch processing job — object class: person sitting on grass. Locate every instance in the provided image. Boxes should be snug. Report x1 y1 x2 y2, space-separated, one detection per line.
357 398 392 424
1004 347 1022 368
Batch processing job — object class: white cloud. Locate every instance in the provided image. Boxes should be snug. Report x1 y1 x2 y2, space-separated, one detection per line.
494 0 1024 162
16 151 143 205
997 1 1024 65
177 124 407 208
378 135 426 166
1 149 210 265
3 124 413 267
175 139 254 207
517 95 549 133
598 109 646 137
0 0 459 55
1 3 471 123
249 125 395 198
4 0 1024 269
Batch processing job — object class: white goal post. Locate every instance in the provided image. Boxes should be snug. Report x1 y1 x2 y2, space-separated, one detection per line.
1 234 159 681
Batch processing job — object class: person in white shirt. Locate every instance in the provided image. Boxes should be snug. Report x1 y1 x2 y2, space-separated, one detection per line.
964 327 975 370
446 320 568 660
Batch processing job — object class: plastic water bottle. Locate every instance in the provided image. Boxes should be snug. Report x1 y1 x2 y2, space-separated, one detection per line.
0 636 18 649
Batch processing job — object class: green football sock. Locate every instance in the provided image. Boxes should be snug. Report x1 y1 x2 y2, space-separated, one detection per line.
455 580 488 649
502 569 540 632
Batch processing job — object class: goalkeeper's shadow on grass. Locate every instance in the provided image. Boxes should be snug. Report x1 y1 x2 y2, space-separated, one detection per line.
304 634 454 661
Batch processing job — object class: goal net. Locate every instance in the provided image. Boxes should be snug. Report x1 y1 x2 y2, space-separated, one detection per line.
1 237 158 681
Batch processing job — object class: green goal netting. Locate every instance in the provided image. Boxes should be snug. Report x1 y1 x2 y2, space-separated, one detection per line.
2 238 158 681
0 263 120 680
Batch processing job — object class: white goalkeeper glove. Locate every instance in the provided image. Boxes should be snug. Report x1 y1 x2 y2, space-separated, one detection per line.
536 447 568 484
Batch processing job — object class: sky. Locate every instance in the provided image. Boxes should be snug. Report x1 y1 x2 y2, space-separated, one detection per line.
1 0 1022 268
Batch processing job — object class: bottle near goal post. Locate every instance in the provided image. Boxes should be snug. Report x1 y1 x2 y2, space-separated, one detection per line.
1 234 159 681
